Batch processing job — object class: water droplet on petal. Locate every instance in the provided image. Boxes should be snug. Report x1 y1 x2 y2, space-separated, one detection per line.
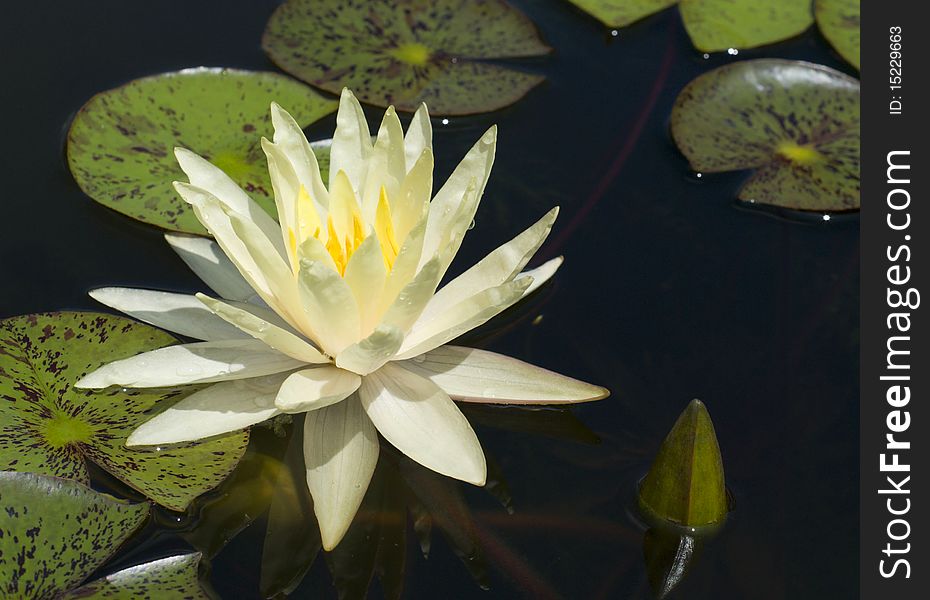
411 354 427 363
727 48 739 55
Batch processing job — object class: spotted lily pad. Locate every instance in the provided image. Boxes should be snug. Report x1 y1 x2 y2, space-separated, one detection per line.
0 471 148 599
815 0 860 70
0 312 249 511
62 553 210 600
670 59 860 211
262 0 551 115
67 68 337 234
567 0 813 52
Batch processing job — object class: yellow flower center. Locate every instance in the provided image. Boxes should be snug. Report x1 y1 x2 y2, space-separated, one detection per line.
289 185 400 276
390 42 432 66
776 141 823 165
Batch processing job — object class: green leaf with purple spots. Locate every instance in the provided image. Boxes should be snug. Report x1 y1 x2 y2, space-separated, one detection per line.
0 471 149 599
564 0 677 27
815 0 860 70
62 553 210 599
0 312 249 511
261 0 551 115
679 0 812 52
670 59 860 212
67 68 337 235
566 0 812 52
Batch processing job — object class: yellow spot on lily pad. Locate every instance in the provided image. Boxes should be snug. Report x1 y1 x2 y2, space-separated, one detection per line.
390 42 432 66
776 141 823 165
42 414 94 448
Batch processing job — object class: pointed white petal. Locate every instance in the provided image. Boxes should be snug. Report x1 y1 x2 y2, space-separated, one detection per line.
196 293 327 363
180 183 314 337
520 256 564 297
419 208 558 323
297 259 360 355
359 363 485 485
361 106 405 222
404 103 432 173
126 374 289 445
342 234 387 334
261 136 303 258
393 148 432 243
380 217 427 314
380 257 442 334
421 126 496 264
399 346 609 404
164 233 261 304
270 102 329 211
329 89 373 194
275 365 361 413
174 147 286 259
74 339 304 389
304 395 379 550
335 325 403 376
89 287 249 342
396 277 531 360
419 177 479 275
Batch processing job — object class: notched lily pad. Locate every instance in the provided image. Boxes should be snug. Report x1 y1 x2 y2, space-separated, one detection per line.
0 471 149 599
670 59 860 212
262 0 551 115
815 0 860 70
0 312 249 511
62 553 210 600
567 0 812 52
67 68 337 234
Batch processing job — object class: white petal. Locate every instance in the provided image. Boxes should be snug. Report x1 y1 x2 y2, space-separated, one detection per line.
360 107 405 223
419 207 558 324
396 277 531 360
297 259 360 355
179 183 313 336
74 339 304 389
164 233 261 304
380 217 427 314
335 325 403 376
275 365 361 413
304 395 379 550
404 103 432 172
520 256 564 297
174 147 286 259
380 257 442 334
420 177 480 276
89 287 250 342
126 374 289 446
261 136 303 261
393 148 432 244
329 89 373 194
399 346 609 404
421 126 496 265
342 234 387 334
359 363 485 485
196 293 327 364
271 102 329 211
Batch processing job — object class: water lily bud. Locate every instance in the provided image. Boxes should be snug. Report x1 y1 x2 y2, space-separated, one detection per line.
639 399 727 527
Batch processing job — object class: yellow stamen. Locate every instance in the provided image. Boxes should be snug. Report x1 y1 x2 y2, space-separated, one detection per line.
326 216 347 275
375 186 399 270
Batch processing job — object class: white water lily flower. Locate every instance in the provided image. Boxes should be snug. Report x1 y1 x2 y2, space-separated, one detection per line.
76 89 608 549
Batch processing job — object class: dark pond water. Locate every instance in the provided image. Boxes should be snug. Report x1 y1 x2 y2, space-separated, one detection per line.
1 1 858 598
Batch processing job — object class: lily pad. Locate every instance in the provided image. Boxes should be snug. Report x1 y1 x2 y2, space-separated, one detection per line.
670 59 860 211
0 471 148 599
566 0 813 52
0 312 249 511
815 0 860 70
67 68 337 234
62 553 210 600
261 0 551 115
